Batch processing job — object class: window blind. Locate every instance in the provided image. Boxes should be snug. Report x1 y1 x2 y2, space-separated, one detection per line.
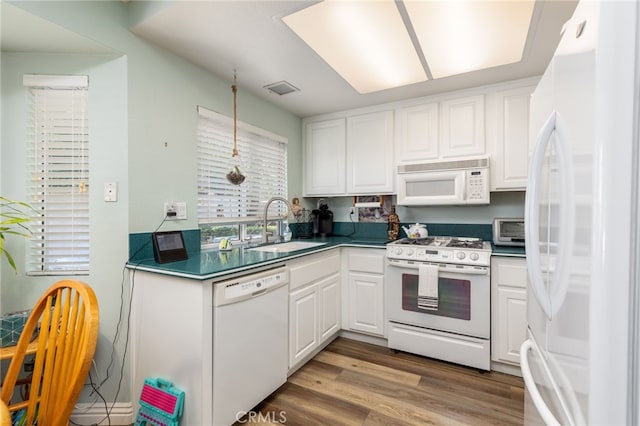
24 75 90 274
196 106 288 224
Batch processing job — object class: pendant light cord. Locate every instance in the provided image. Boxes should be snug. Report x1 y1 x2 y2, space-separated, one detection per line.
232 74 239 158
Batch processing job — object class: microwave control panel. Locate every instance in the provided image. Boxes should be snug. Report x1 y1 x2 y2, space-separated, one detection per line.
466 169 489 203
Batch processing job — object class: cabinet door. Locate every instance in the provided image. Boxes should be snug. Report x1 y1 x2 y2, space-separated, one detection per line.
439 95 485 158
346 111 394 194
396 102 439 163
304 119 346 196
318 273 340 343
489 85 535 190
347 272 385 336
289 284 319 368
493 286 527 364
491 257 528 365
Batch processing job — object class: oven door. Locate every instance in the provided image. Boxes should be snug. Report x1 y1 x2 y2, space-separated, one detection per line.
386 258 490 339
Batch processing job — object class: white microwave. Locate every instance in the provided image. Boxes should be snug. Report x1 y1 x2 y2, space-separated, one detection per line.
396 157 490 206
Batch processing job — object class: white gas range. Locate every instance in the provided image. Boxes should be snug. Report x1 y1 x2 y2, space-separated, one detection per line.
386 236 491 266
385 236 492 370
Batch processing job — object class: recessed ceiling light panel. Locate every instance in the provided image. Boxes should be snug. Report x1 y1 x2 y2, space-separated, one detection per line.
283 0 427 94
405 0 535 79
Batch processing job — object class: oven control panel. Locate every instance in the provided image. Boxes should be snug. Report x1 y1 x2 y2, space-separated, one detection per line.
386 245 490 266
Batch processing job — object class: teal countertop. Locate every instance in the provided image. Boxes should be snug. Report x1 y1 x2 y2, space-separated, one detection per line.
126 236 389 281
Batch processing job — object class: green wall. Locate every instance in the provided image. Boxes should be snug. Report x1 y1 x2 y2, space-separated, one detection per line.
1 0 302 408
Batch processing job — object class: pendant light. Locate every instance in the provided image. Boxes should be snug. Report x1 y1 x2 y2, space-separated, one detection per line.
226 72 246 185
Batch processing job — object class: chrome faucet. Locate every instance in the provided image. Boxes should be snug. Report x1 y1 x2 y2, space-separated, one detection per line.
262 196 292 244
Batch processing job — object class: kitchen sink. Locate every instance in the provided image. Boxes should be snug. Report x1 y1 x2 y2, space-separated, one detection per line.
247 241 328 253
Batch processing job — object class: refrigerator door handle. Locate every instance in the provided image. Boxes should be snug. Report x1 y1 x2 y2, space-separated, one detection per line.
520 339 562 426
525 111 575 319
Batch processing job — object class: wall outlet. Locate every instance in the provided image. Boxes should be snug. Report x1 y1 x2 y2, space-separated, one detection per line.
164 202 187 220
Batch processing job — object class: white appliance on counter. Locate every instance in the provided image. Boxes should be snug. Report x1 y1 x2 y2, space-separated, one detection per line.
521 1 640 425
385 236 492 370
396 157 490 206
213 266 289 426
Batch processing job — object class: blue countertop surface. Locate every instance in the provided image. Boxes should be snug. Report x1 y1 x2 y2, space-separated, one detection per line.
126 237 389 280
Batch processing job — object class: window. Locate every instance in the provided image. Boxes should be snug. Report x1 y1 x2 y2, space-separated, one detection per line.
24 75 90 274
196 106 288 247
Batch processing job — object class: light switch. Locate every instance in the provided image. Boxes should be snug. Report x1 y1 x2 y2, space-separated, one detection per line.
104 182 117 202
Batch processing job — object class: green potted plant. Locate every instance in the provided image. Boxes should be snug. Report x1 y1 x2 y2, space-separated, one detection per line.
0 196 34 273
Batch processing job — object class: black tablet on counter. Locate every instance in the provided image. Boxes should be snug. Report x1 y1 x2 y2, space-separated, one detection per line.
152 231 188 264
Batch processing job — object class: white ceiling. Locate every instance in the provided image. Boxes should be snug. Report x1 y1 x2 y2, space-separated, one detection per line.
1 1 578 119
130 0 578 118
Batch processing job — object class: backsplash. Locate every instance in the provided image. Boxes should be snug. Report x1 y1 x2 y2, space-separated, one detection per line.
301 192 525 224
290 221 492 242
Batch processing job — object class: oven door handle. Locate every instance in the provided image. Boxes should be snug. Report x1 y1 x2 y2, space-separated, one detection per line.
386 261 489 275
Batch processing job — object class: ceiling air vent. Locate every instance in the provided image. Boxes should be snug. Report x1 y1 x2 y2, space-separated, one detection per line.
263 81 300 96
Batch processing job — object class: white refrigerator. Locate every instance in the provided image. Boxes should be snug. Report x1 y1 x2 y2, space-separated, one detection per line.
521 1 640 425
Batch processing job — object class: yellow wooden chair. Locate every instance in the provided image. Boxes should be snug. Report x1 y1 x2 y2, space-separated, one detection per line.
0 280 99 425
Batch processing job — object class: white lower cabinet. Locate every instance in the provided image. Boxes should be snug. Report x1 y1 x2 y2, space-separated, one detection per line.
342 248 386 337
491 256 528 366
288 250 341 370
289 282 320 367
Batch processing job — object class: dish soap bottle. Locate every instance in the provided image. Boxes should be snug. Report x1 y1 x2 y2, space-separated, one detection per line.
283 224 292 242
387 205 400 241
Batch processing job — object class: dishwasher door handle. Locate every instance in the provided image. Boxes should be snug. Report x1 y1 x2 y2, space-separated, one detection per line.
251 288 268 297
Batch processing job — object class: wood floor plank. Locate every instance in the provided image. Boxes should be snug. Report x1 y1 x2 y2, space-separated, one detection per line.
313 350 422 387
289 368 468 426
244 337 525 425
334 364 522 426
246 382 369 426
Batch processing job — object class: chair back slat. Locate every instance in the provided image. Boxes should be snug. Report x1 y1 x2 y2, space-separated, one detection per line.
0 280 99 425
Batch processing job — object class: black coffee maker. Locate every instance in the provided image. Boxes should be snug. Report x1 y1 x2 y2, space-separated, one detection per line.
312 202 333 237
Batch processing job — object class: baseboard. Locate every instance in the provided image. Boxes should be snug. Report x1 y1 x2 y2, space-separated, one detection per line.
339 330 388 347
71 402 134 425
490 361 523 377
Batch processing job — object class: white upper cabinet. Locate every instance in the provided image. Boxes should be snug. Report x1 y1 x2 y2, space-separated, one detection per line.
396 93 485 163
304 119 346 196
486 79 538 191
346 110 394 194
439 94 485 158
304 110 394 196
395 102 439 163
304 77 540 195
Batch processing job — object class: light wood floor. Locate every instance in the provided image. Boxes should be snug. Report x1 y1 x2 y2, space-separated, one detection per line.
239 337 524 425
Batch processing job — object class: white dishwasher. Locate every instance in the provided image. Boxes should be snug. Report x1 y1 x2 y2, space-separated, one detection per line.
213 266 289 426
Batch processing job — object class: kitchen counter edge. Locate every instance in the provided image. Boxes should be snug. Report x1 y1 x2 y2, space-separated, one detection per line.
125 238 388 281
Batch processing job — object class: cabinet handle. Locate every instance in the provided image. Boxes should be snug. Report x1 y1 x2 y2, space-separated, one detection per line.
520 339 561 426
525 111 575 319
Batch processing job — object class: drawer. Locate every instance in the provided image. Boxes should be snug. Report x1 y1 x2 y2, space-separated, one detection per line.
348 250 385 274
289 252 340 291
492 257 528 289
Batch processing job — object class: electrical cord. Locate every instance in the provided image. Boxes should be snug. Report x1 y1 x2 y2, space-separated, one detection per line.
333 208 357 237
71 215 169 426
